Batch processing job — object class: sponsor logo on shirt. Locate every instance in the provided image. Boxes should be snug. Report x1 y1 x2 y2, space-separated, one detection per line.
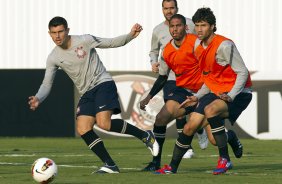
75 46 87 59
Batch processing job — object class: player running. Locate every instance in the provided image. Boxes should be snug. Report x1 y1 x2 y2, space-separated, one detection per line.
28 16 159 174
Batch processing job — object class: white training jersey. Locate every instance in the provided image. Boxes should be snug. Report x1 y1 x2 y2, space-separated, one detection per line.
36 34 133 103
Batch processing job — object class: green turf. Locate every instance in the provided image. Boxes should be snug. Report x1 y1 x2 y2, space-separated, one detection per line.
0 137 281 184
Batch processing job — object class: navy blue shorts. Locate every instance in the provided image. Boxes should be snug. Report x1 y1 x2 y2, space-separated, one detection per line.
163 81 180 101
76 81 121 117
194 92 252 124
163 80 194 114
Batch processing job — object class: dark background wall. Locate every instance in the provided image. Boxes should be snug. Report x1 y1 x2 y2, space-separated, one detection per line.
1 70 281 139
0 70 75 137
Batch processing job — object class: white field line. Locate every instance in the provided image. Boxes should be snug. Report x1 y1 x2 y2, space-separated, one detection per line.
0 162 140 170
0 154 92 157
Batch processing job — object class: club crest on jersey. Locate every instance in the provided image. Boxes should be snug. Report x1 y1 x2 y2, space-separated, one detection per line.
75 46 86 59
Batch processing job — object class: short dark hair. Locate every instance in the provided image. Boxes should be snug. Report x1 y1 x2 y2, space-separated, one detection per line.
192 7 217 32
162 0 178 8
48 16 68 30
169 14 186 25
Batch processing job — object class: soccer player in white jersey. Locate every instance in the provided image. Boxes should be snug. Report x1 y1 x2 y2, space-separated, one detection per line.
142 0 208 171
28 16 159 174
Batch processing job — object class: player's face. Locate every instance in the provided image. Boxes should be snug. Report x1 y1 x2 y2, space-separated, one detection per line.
194 21 214 41
162 1 178 21
169 18 187 41
49 25 69 46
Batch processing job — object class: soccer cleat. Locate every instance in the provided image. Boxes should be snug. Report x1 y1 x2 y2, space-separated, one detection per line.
213 157 233 175
154 164 175 174
197 129 209 150
94 165 120 174
141 162 160 171
228 130 243 158
182 148 195 159
142 130 159 156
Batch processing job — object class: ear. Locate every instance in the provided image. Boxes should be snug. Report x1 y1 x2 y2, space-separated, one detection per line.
185 24 188 31
66 28 70 34
211 24 215 31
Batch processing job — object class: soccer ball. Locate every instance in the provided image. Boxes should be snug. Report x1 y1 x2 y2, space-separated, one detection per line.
31 158 58 183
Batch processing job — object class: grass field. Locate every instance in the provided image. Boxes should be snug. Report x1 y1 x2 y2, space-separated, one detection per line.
0 137 281 184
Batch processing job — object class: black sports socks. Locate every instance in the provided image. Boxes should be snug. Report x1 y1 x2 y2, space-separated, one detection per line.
81 130 116 166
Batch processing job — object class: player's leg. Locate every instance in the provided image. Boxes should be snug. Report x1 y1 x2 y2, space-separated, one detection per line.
76 115 119 174
155 112 205 174
160 100 195 159
226 129 243 158
95 81 159 156
203 118 243 158
76 85 119 174
204 96 232 175
202 118 243 158
207 92 252 175
164 87 200 159
225 92 252 158
142 80 181 171
142 100 180 171
176 116 195 159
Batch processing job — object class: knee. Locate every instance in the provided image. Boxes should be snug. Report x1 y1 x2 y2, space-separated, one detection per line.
182 123 195 136
204 105 218 117
96 120 111 131
155 110 171 126
76 124 93 136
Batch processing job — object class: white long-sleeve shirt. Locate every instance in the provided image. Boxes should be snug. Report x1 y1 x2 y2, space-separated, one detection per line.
36 34 134 103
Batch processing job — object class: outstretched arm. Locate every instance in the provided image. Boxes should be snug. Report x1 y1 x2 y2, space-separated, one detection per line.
92 23 143 48
28 59 58 110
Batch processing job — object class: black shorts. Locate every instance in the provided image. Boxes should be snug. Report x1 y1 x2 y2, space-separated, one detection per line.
194 92 252 124
76 81 121 117
163 80 178 101
163 80 194 114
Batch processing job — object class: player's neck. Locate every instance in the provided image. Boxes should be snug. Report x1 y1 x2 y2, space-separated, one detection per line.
202 33 215 47
164 20 169 25
174 36 185 48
